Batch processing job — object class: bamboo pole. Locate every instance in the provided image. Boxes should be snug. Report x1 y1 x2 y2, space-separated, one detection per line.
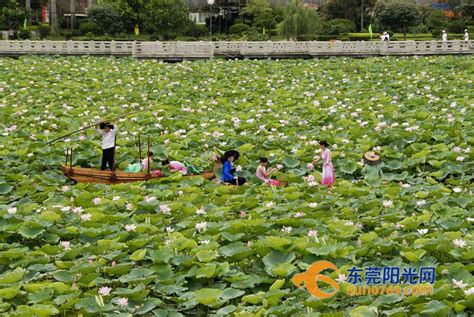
46 109 146 145
147 135 151 175
138 133 142 170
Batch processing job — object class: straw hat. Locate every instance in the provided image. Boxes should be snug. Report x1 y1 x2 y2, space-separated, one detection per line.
364 151 380 162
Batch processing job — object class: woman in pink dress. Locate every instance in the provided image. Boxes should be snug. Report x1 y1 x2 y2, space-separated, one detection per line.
256 157 282 187
312 141 335 188
162 159 188 175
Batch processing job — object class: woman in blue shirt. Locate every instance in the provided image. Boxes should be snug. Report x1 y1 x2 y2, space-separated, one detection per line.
221 150 246 185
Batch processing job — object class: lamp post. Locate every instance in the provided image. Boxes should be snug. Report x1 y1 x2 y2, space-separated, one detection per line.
207 0 215 41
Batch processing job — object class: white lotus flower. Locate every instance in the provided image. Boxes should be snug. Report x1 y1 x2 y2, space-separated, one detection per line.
308 202 318 208
160 204 171 215
80 213 92 221
452 188 462 193
345 220 354 226
294 212 305 218
464 287 474 296
395 223 404 230
165 226 174 233
383 200 394 208
200 240 210 245
453 239 467 248
453 279 468 289
416 200 427 206
144 196 156 203
7 207 17 214
72 207 83 214
276 164 283 170
196 207 206 215
61 206 71 212
92 197 101 205
195 221 207 233
456 156 464 161
125 224 136 232
281 226 293 234
235 165 243 172
126 203 134 211
417 229 428 235
61 185 70 192
467 217 474 222
265 201 274 208
60 241 71 250
112 196 121 201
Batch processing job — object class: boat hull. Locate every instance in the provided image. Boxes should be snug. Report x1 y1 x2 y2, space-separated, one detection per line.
60 165 215 184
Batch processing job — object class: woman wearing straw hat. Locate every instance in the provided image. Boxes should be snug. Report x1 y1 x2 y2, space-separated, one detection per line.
362 151 383 182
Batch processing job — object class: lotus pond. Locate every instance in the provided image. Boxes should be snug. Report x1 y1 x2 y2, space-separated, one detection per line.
0 56 473 316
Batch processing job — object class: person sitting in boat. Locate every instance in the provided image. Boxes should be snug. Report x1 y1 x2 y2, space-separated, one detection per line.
96 122 117 171
162 159 188 175
256 157 283 187
221 150 246 185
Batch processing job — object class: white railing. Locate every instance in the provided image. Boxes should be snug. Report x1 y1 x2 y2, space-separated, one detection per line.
0 40 472 58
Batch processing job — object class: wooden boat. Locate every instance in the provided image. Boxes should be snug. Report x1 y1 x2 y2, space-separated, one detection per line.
60 165 215 185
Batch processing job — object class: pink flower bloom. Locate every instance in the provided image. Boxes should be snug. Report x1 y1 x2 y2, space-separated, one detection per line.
239 211 247 218
307 229 318 238
281 226 293 234
60 241 71 250
144 196 156 203
98 286 112 296
93 197 101 205
160 204 171 215
336 274 347 283
294 212 305 218
117 297 128 307
126 203 134 211
307 163 314 171
71 282 78 290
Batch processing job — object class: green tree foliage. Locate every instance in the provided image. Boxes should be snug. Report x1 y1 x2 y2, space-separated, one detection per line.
88 4 125 35
277 0 322 40
241 0 282 33
0 0 26 29
101 0 145 31
374 1 421 39
323 18 356 35
320 0 377 30
459 0 474 21
141 0 188 40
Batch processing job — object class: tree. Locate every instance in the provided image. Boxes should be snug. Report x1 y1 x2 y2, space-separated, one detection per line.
277 0 322 40
320 0 377 31
374 1 421 39
0 0 26 30
459 0 474 21
241 0 281 33
88 4 125 35
101 0 145 32
141 0 188 39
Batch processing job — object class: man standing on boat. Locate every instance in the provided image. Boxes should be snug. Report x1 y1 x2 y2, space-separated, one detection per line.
96 122 118 171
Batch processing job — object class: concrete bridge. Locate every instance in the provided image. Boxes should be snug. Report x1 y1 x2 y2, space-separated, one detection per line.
0 40 472 60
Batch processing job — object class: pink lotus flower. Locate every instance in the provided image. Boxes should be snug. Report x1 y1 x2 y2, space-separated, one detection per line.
239 211 247 218
294 212 305 218
160 204 171 215
307 163 314 171
453 239 466 248
111 261 117 268
60 241 71 250
98 286 112 296
93 197 101 205
307 229 318 238
117 297 128 307
336 274 347 283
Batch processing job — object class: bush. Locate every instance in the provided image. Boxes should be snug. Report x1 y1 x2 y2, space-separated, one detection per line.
324 19 356 35
347 33 379 41
447 19 466 34
18 28 30 40
88 4 124 35
79 21 100 35
185 22 208 38
229 23 251 35
62 30 73 40
38 23 51 39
